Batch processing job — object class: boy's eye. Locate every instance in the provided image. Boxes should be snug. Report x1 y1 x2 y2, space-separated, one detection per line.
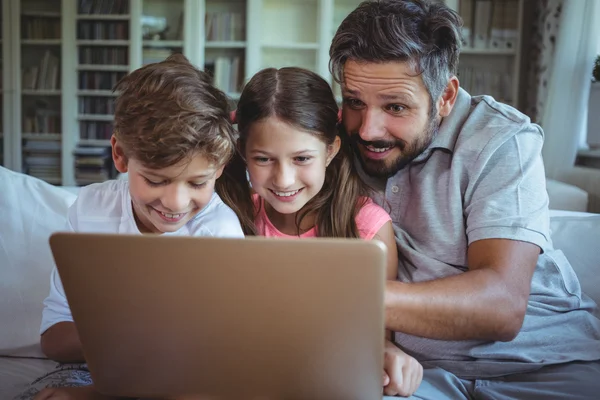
190 182 207 189
144 177 167 187
294 156 312 163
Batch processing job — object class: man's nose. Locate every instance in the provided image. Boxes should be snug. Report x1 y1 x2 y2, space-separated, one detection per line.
358 108 386 142
273 163 295 189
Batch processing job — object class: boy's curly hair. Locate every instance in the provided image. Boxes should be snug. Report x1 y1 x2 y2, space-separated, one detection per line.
113 54 236 169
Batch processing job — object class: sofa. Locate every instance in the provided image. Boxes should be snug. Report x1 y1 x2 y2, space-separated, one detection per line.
1 166 599 399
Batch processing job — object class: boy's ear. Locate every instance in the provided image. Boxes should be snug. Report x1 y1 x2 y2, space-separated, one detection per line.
326 136 342 167
111 135 129 173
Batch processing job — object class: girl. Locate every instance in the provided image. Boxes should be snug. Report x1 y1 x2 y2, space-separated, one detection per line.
217 67 396 248
216 67 422 395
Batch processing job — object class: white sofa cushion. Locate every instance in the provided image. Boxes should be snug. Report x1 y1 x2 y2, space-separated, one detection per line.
549 210 600 305
0 167 76 357
546 178 589 212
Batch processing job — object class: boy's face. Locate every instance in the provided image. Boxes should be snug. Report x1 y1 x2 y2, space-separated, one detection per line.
113 142 223 234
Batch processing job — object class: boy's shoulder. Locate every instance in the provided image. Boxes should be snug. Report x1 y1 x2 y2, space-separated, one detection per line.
71 179 129 223
186 193 244 238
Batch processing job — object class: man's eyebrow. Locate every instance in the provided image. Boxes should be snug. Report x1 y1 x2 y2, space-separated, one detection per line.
342 89 360 97
377 93 413 102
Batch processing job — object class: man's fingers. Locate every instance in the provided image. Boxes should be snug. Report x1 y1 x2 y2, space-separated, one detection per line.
383 370 390 386
383 356 403 396
33 389 54 400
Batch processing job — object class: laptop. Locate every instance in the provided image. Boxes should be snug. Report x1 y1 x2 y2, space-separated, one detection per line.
49 232 387 400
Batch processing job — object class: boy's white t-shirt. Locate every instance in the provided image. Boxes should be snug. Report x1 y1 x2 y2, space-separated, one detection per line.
41 179 244 334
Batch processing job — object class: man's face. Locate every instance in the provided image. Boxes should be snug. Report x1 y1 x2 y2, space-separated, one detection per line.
341 60 441 178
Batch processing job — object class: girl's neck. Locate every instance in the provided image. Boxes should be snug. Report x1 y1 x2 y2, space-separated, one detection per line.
263 200 316 236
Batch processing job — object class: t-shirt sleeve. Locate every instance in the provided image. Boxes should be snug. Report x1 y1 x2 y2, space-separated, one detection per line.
40 202 78 335
198 202 245 238
464 124 550 250
355 198 392 240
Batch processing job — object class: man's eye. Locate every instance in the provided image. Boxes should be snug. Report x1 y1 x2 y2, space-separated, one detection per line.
387 104 405 113
344 98 364 108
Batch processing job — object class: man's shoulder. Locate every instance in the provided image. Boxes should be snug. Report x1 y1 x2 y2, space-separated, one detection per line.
71 179 128 221
455 95 544 155
188 193 244 238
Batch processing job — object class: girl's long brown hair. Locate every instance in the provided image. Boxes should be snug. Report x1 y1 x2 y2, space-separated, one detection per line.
215 67 370 238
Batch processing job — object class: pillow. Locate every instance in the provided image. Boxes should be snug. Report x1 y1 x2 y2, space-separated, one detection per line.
0 167 77 357
549 211 600 305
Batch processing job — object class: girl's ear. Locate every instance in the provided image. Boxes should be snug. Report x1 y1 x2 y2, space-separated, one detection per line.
326 136 342 167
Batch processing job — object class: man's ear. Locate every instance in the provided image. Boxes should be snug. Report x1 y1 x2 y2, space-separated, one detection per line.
437 76 459 118
326 136 342 167
111 135 128 173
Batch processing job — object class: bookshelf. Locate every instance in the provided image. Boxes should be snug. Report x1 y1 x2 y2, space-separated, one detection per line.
444 0 523 107
0 0 524 186
15 0 63 184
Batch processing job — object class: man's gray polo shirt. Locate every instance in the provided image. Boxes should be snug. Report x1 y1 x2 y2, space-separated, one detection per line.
360 88 600 379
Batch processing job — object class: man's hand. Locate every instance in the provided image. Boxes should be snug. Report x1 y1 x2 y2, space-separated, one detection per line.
382 339 423 397
34 386 116 400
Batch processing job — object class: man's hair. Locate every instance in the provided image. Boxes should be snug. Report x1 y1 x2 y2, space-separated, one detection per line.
113 53 236 169
329 0 462 108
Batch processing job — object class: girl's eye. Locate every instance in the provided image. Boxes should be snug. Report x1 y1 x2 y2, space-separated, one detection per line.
190 182 207 189
386 104 405 113
144 177 167 187
294 156 311 163
254 157 270 163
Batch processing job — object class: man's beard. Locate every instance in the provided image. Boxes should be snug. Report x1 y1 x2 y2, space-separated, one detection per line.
349 116 440 178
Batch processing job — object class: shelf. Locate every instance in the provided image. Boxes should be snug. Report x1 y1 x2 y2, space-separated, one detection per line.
78 114 114 122
205 41 246 49
143 40 184 48
22 133 62 141
77 64 129 72
261 42 319 50
76 14 130 21
21 39 62 45
77 40 130 46
22 90 62 96
77 90 118 97
79 139 112 146
461 47 517 56
34 176 62 185
21 11 61 18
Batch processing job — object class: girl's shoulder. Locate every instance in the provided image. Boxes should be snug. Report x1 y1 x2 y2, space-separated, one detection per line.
355 197 392 240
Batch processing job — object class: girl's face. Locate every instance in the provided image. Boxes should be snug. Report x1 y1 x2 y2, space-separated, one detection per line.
245 117 340 217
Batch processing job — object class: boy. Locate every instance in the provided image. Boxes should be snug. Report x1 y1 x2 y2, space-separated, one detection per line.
19 54 243 400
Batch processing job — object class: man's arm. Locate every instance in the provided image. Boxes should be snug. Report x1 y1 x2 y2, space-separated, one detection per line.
385 238 539 341
40 321 85 363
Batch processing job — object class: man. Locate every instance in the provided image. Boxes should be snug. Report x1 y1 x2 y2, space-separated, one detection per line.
330 0 600 398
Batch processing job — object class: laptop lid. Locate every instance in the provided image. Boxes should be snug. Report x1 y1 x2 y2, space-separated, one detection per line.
49 232 386 400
